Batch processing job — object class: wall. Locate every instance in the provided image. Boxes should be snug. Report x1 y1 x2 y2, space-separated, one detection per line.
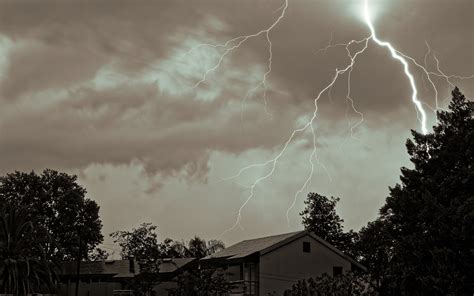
258 235 351 295
59 281 123 296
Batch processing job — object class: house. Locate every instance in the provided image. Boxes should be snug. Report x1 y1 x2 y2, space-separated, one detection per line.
201 230 366 296
59 258 196 296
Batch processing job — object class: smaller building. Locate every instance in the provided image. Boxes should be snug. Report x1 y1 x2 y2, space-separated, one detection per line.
201 230 366 296
59 258 195 296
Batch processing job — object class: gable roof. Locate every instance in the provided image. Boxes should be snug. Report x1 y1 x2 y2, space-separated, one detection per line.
158 258 196 274
205 231 303 260
60 258 197 278
203 230 366 271
60 260 138 278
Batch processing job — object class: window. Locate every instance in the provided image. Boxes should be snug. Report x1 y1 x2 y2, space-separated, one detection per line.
333 266 343 276
303 241 311 253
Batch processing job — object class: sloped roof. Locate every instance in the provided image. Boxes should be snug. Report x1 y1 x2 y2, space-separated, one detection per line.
60 258 196 278
204 231 303 260
61 260 138 278
203 230 366 271
158 258 196 273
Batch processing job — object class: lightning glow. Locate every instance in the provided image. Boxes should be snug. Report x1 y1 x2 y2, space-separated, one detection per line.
363 0 428 134
185 0 474 237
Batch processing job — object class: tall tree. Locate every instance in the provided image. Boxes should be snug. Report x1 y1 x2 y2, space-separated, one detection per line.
0 169 103 261
379 87 473 295
111 222 161 261
300 193 356 256
0 169 103 296
111 223 163 296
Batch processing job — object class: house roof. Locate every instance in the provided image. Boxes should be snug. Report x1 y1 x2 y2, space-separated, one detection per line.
158 258 196 274
60 258 196 278
205 231 303 260
61 260 138 278
203 230 366 271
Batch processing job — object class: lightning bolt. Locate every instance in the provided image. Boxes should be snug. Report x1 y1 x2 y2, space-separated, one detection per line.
184 0 474 236
363 0 428 134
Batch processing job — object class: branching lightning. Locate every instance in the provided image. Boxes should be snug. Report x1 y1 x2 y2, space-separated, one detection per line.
186 0 474 236
362 0 428 134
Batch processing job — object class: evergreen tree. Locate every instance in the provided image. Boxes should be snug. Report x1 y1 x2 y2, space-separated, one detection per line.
380 87 473 295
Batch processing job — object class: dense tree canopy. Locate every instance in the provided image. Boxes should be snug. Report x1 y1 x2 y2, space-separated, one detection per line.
357 87 473 295
0 169 103 262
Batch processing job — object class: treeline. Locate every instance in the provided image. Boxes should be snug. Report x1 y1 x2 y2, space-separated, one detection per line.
0 170 226 295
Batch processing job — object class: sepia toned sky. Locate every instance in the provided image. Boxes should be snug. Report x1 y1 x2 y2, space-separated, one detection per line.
0 0 472 255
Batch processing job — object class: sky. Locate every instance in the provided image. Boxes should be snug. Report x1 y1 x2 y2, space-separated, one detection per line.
0 0 472 256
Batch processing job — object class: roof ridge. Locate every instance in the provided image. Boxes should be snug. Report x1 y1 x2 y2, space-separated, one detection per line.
240 230 304 242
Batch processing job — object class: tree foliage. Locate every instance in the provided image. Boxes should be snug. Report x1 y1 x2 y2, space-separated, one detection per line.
0 169 103 262
111 223 225 260
169 268 234 296
354 218 392 293
172 236 225 259
300 193 356 256
0 207 58 294
111 223 226 295
282 272 376 296
356 87 474 295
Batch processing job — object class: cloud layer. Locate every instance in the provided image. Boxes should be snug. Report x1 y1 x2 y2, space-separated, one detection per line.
0 0 472 246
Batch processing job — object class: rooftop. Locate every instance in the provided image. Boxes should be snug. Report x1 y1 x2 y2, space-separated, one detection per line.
204 231 304 260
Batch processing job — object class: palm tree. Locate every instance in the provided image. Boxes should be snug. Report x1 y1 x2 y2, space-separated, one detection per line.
0 207 58 295
173 236 225 259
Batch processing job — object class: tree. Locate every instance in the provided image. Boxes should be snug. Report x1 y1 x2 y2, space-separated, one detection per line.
354 218 392 293
111 222 161 261
111 224 225 260
300 193 356 256
0 206 58 295
378 87 473 294
170 268 234 296
172 236 225 259
0 169 103 296
0 169 103 261
111 223 164 296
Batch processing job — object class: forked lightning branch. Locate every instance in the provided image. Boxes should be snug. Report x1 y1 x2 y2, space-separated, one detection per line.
186 0 474 236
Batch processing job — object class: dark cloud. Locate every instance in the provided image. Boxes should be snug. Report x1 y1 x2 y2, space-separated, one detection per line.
0 0 472 243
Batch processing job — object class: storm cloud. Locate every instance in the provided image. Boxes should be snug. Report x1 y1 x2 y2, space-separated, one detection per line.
0 0 472 247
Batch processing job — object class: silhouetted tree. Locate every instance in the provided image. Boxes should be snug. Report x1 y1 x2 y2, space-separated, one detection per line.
111 223 162 295
111 222 161 261
170 268 234 296
172 236 225 259
354 218 392 293
0 169 103 296
112 223 226 295
377 87 473 294
0 207 58 294
0 169 103 261
300 193 357 256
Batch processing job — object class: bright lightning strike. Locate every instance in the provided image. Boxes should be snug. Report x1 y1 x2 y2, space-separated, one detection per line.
186 0 474 237
363 0 428 135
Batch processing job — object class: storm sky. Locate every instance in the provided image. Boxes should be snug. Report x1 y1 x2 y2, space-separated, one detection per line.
0 0 472 255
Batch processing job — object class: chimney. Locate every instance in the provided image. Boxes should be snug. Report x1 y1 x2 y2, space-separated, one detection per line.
129 257 135 274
